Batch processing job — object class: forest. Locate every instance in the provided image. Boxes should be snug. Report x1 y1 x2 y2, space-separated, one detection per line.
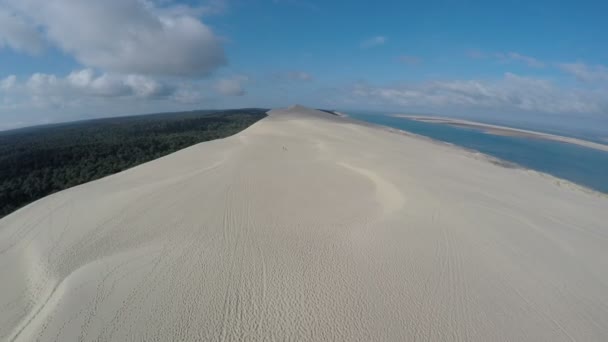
0 109 267 219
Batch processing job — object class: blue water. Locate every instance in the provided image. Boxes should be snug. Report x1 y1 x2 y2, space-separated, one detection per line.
350 113 608 194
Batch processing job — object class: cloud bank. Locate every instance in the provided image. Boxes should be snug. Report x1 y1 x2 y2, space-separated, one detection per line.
347 73 606 115
0 0 226 76
0 8 45 54
214 76 248 96
558 63 608 83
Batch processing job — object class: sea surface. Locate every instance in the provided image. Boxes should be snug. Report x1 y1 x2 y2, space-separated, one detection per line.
349 113 608 194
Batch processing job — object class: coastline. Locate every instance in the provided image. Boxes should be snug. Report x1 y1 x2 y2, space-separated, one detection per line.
2 107 608 341
344 113 606 197
393 114 608 153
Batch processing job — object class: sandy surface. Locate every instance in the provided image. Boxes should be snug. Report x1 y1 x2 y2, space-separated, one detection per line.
395 114 608 152
2 106 608 341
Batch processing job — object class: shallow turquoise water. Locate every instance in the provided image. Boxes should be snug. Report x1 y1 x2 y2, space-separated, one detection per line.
350 113 608 194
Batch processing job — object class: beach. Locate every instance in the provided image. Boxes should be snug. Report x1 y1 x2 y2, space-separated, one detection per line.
1 106 607 341
395 114 608 152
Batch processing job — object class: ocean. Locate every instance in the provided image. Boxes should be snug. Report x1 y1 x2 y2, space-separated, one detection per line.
349 113 608 194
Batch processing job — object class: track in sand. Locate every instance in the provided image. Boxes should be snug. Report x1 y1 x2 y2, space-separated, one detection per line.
1 106 608 341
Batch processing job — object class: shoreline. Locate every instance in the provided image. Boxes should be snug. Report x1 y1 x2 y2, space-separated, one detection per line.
343 114 606 198
393 114 608 153
2 106 608 341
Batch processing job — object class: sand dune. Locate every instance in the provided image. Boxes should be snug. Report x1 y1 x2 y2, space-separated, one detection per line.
1 106 608 341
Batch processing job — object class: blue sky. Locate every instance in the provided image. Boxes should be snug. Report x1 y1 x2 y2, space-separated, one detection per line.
0 0 607 131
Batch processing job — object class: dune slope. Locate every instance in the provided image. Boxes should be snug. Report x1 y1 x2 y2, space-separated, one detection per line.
1 106 608 341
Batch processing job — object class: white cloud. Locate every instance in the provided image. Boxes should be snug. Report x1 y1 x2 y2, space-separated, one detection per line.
346 73 606 115
172 84 206 104
1 75 17 90
66 69 134 97
0 9 45 54
1 0 226 76
125 75 174 98
151 0 228 17
558 62 608 82
26 73 59 93
6 69 173 101
0 69 219 129
214 76 248 96
495 52 545 68
467 50 544 68
360 36 387 49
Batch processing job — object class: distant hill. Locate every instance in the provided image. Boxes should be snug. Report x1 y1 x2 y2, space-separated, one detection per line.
0 109 267 219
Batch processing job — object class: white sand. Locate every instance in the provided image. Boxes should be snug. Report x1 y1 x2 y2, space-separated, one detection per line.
1 106 608 341
395 114 608 152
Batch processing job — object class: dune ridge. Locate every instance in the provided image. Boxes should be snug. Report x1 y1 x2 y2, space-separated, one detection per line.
1 106 608 341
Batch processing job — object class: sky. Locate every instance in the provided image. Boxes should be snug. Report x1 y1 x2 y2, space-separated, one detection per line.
0 0 607 131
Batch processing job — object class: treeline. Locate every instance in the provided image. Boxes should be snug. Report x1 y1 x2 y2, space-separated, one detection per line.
0 109 267 218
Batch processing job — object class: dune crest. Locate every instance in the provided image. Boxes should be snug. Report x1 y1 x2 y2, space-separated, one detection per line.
1 106 608 341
